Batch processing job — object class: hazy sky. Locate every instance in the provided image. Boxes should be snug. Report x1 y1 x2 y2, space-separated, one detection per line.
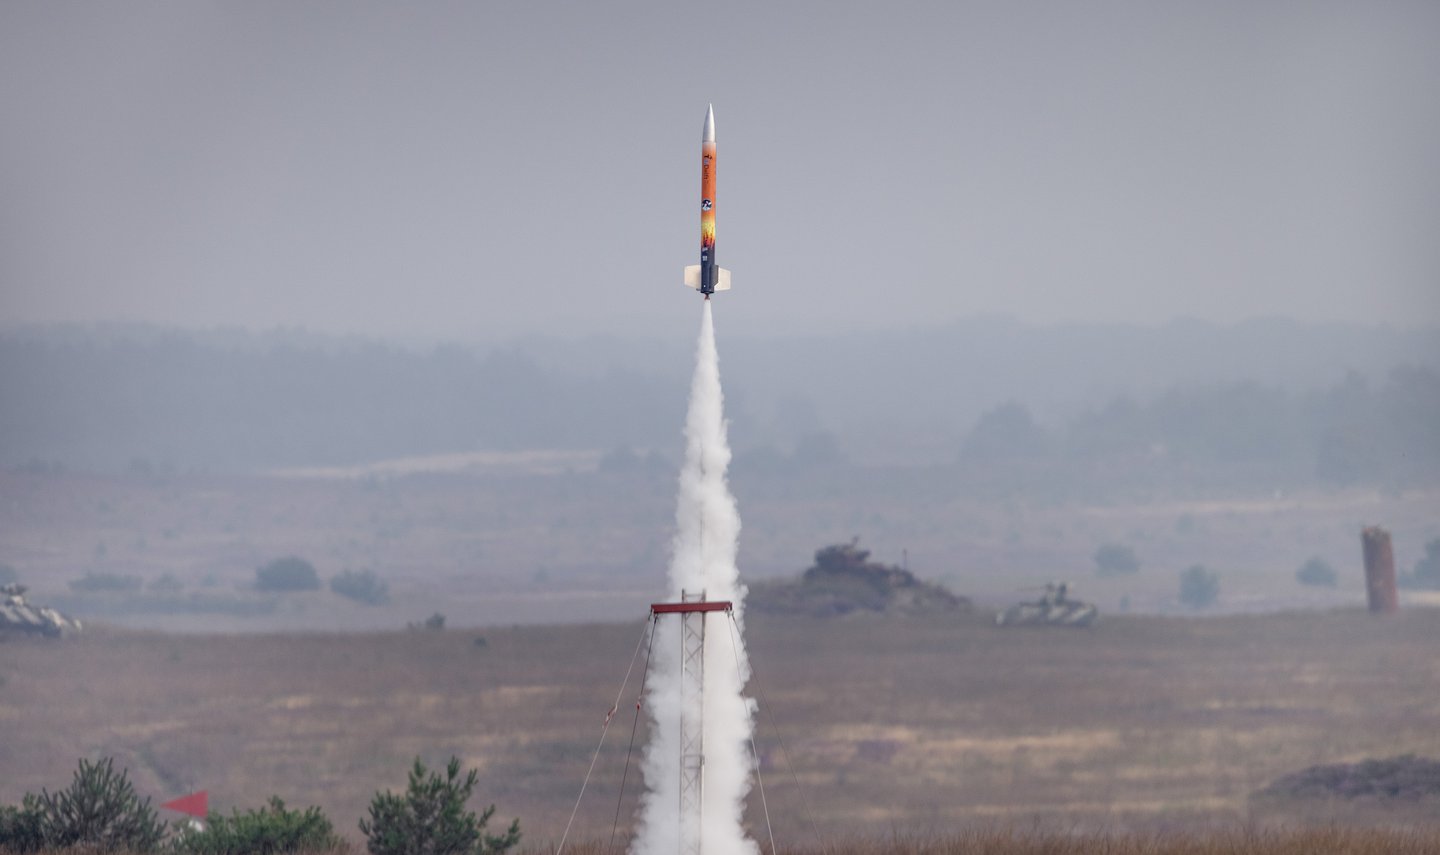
2 1 1437 341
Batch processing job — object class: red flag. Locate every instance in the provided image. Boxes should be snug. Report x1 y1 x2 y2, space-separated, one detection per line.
161 791 208 818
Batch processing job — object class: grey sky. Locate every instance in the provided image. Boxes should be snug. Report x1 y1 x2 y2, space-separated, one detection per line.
2 0 1437 341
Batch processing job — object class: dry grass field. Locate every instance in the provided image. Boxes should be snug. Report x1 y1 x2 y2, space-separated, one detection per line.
3 468 1438 634
19 827 1440 855
583 828 1440 855
3 608 1438 850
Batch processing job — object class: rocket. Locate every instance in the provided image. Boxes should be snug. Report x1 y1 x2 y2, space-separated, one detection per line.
684 104 731 298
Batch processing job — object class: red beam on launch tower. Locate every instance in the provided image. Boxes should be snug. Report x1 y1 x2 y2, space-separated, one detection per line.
651 601 732 615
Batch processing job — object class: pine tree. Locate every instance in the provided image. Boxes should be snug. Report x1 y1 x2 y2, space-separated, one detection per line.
360 757 520 855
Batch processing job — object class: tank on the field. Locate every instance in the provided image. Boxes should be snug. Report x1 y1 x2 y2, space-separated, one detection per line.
995 582 1098 627
0 584 82 638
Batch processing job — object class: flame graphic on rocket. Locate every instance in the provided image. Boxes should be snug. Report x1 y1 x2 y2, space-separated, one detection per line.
684 105 731 298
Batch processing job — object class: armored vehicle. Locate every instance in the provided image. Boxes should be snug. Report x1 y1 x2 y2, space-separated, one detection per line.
995 582 1098 627
1 584 81 638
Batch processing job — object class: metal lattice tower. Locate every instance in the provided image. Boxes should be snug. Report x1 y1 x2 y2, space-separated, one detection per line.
678 589 706 855
649 595 733 855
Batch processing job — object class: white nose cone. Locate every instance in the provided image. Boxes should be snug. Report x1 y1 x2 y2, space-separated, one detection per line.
703 104 715 142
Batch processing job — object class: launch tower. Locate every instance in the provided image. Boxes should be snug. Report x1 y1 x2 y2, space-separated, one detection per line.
650 593 733 855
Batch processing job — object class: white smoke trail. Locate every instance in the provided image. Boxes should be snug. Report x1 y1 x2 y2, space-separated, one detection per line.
631 301 758 855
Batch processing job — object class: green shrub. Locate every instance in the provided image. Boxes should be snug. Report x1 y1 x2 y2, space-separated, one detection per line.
32 757 167 852
0 800 45 853
172 797 338 855
1179 565 1220 609
1295 557 1338 588
360 757 520 855
0 563 18 586
255 557 320 592
330 569 389 606
1093 543 1140 577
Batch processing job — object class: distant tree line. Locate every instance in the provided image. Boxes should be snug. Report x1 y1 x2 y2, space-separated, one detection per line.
0 330 682 472
52 558 392 610
1 325 1436 493
960 367 1440 489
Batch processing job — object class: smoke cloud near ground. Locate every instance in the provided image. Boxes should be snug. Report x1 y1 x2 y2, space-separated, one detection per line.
633 301 758 855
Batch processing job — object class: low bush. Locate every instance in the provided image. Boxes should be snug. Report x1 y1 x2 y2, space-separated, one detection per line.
68 572 143 594
172 797 339 855
1294 557 1337 588
148 574 185 593
330 569 388 606
1094 543 1140 577
408 613 446 631
1402 538 1440 590
1179 565 1219 609
256 557 320 593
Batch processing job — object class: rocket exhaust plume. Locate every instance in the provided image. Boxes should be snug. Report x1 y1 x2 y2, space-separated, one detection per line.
632 301 758 855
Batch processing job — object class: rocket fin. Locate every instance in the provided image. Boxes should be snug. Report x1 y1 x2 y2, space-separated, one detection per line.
684 265 701 289
715 268 732 291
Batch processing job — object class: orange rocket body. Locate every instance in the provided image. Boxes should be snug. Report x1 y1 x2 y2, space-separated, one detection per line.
684 105 731 297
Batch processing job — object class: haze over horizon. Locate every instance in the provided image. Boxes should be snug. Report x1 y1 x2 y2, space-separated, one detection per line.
3 1 1437 341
